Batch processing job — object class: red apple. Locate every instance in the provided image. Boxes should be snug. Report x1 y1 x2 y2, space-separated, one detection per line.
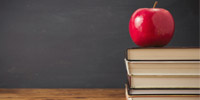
129 5 174 47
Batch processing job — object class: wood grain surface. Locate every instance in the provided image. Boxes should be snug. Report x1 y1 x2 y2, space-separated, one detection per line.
0 88 125 100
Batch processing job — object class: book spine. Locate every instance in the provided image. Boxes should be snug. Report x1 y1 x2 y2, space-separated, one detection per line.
127 75 133 88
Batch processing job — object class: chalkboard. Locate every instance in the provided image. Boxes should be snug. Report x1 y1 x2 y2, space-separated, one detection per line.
0 0 199 88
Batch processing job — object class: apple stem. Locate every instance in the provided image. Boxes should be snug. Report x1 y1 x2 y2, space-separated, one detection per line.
153 1 158 8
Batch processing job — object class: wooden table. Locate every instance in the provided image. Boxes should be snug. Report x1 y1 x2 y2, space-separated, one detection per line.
0 88 125 100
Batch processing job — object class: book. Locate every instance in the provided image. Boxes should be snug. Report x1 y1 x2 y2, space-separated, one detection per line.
125 84 200 100
125 59 200 74
126 47 200 60
127 74 200 89
129 89 200 95
126 84 200 95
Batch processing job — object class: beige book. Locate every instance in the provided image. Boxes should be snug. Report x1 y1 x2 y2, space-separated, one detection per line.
125 85 200 100
126 48 200 60
125 59 200 74
128 74 200 88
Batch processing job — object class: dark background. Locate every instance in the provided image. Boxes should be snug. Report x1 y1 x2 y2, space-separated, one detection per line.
0 0 199 88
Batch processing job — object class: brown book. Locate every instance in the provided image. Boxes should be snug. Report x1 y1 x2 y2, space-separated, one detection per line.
126 47 200 60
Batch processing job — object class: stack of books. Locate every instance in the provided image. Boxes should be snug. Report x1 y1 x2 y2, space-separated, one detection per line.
124 47 200 100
